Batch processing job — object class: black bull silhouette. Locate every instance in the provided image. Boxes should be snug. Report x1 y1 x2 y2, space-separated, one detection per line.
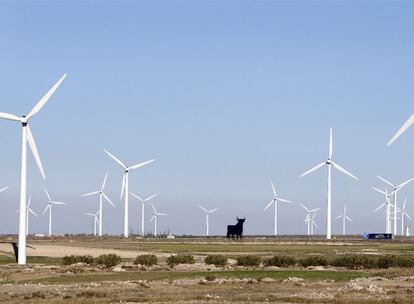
227 217 246 240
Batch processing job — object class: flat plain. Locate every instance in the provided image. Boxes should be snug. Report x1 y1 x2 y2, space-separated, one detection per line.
1 236 414 303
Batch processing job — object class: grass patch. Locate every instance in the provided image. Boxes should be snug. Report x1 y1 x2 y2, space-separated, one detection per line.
0 255 61 265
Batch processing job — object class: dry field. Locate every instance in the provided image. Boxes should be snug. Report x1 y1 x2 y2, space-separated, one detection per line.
0 235 414 303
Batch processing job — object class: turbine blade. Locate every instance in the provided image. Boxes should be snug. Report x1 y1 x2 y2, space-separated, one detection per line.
143 194 157 202
374 203 386 212
0 112 23 122
52 201 66 205
26 74 67 119
406 214 412 221
120 173 126 199
149 215 155 223
376 176 395 188
27 125 46 179
397 177 414 191
403 199 407 210
81 191 100 197
329 128 333 159
151 203 157 213
128 159 156 170
331 161 358 180
101 172 108 191
198 205 208 213
43 204 50 215
209 208 219 213
372 186 386 196
387 112 414 146
270 182 276 197
157 213 167 216
0 186 9 193
298 202 310 213
102 193 115 207
310 208 320 213
85 213 95 216
264 200 274 211
27 194 32 207
44 188 51 202
104 149 127 169
29 208 38 217
334 215 343 220
346 215 353 222
130 192 143 202
277 198 292 204
300 162 325 178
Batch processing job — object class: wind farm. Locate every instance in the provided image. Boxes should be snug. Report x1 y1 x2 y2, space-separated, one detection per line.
1 2 414 303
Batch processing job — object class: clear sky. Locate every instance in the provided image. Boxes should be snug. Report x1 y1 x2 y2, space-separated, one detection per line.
0 1 414 236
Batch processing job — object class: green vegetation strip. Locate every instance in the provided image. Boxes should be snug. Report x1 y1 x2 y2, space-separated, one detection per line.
0 255 61 265
21 270 367 285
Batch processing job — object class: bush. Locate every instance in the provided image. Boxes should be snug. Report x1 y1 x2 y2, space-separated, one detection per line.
331 256 377 269
264 255 296 267
204 274 216 281
95 254 122 267
205 255 228 267
394 256 414 268
166 254 195 266
236 255 262 266
377 256 395 269
62 255 94 265
134 254 158 266
299 256 328 267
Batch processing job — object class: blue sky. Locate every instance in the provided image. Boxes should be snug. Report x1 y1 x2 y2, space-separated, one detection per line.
0 1 414 236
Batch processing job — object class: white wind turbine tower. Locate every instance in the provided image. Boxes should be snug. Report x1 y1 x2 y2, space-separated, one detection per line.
85 211 100 236
16 194 37 236
334 205 353 235
264 182 292 236
372 187 394 233
198 204 219 236
300 128 359 240
82 173 115 236
299 202 320 235
149 203 167 237
130 193 157 236
104 149 155 238
42 188 66 237
0 74 66 264
376 176 414 235
400 199 411 236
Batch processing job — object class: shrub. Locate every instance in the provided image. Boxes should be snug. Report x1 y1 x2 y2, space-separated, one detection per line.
204 274 217 281
264 255 296 267
166 254 195 266
134 254 158 266
95 254 122 267
299 256 328 267
205 255 228 267
331 256 377 269
377 256 395 269
394 256 414 268
236 255 262 266
62 255 94 265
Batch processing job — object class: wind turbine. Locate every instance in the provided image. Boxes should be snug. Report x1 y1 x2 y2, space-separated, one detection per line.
42 188 66 237
299 202 320 235
81 172 115 236
198 204 219 236
0 186 9 194
0 75 66 264
400 199 411 236
130 193 157 236
16 194 37 236
300 128 359 240
334 205 353 235
264 182 292 236
85 211 100 236
149 203 167 237
387 113 414 146
104 149 155 238
376 176 414 235
305 213 318 235
372 187 394 233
